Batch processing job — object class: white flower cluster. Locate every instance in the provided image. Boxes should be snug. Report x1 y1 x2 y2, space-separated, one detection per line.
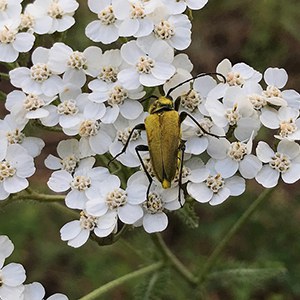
1 0 300 246
0 0 79 62
0 235 68 300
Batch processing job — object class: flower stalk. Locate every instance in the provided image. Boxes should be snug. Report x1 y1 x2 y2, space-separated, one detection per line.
151 233 198 286
78 261 164 300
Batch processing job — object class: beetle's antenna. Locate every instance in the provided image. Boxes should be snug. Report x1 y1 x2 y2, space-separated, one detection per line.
166 72 227 98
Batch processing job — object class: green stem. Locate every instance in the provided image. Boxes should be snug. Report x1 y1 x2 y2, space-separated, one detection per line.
0 191 65 208
0 72 9 79
0 90 7 101
151 233 198 286
78 261 164 300
198 188 274 284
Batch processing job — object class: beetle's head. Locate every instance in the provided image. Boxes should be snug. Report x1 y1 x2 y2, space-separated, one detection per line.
149 96 174 114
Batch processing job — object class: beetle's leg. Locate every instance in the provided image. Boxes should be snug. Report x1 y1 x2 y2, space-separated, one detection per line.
108 123 146 166
179 111 223 139
174 96 181 111
177 139 186 208
135 145 153 201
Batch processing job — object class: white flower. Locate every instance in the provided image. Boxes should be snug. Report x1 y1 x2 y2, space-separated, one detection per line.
61 97 111 155
48 43 104 86
209 134 262 179
23 282 45 300
109 112 148 167
47 294 69 300
112 0 157 38
217 58 262 87
38 80 82 127
0 235 14 263
45 139 90 173
260 106 300 140
182 114 225 156
206 86 260 141
130 171 183 233
0 261 26 300
23 282 69 300
0 144 35 200
20 4 52 34
187 159 246 206
0 0 22 20
118 40 175 89
88 80 145 124
161 0 208 14
210 58 262 101
88 49 126 84
25 0 79 34
9 47 63 97
138 13 192 50
246 82 287 111
263 67 300 109
255 140 300 188
86 173 145 224
0 19 35 63
42 92 100 129
5 90 54 123
47 157 109 209
0 114 45 159
173 74 217 116
60 210 118 248
85 0 120 44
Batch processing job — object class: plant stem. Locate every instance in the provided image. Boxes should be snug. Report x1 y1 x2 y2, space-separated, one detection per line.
0 90 7 101
0 191 65 209
14 192 65 202
78 261 164 300
198 188 274 284
0 72 9 79
151 233 198 286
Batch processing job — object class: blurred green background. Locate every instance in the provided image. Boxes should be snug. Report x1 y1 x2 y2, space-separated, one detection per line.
1 0 300 299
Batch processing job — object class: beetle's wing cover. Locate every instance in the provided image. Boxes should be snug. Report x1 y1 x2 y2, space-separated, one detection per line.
145 113 164 183
161 110 180 186
145 111 180 188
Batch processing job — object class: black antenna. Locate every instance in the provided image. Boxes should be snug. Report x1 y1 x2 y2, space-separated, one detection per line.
166 72 227 98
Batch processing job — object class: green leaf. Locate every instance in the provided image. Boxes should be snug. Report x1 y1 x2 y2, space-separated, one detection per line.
134 269 171 300
207 266 287 286
174 201 199 229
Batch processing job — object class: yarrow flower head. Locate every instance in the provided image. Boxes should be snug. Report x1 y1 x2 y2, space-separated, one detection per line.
85 0 120 44
47 157 110 209
9 47 63 97
128 171 184 233
0 114 45 159
86 171 146 224
255 139 300 188
0 19 35 63
60 210 118 248
0 144 35 201
112 0 158 38
118 40 176 89
26 0 79 34
187 159 246 206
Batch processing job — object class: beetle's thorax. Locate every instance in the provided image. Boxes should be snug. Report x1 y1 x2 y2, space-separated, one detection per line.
149 96 174 114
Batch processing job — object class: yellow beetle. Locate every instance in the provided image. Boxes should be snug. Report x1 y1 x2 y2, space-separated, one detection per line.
109 73 225 205
145 96 181 189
